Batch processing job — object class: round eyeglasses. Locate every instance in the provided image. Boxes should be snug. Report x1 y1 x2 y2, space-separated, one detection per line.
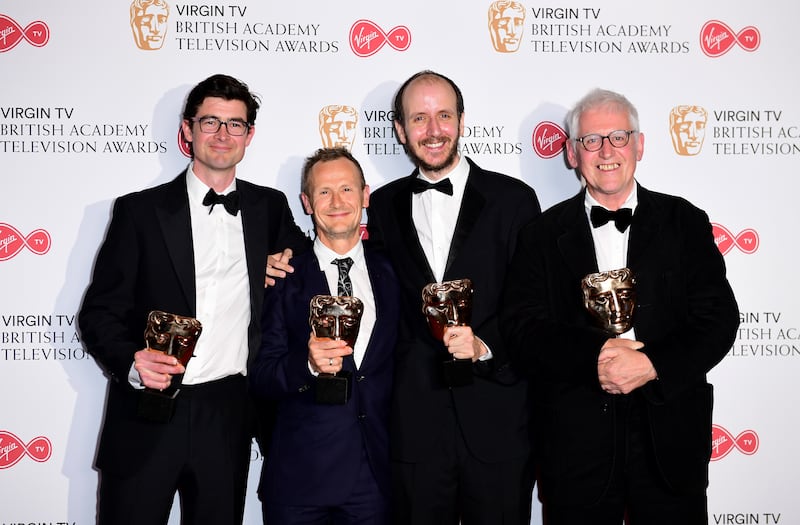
575 130 636 152
191 116 251 136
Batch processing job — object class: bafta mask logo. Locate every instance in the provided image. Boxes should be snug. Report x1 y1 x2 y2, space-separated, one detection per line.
581 268 636 336
488 1 525 53
421 279 473 341
144 310 202 366
319 105 358 150
130 0 170 50
669 105 707 156
309 295 364 348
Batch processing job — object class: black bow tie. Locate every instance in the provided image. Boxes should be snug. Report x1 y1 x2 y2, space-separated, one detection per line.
202 189 240 216
590 206 633 233
411 177 453 196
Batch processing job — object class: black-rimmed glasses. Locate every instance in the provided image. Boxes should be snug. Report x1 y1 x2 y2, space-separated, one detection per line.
575 130 636 152
191 116 251 136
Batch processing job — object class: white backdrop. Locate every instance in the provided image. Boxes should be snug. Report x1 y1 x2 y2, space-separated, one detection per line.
2 1 796 524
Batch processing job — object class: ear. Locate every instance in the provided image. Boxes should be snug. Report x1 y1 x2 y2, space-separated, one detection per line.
565 140 579 168
180 119 193 144
243 124 255 147
393 120 407 145
362 185 370 209
635 132 644 161
300 193 313 215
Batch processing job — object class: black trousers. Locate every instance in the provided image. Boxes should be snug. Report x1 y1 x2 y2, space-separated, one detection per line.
391 400 532 525
542 395 708 525
97 375 251 525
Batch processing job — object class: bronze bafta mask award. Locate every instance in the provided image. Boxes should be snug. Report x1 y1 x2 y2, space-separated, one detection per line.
137 310 202 423
309 295 364 404
581 268 636 336
422 278 474 387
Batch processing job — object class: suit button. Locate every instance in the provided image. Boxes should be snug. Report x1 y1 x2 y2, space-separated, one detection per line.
357 375 365 382
358 413 366 420
299 384 309 393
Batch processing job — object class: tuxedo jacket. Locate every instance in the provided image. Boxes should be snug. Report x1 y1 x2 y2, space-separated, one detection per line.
248 246 399 505
500 184 739 505
78 170 308 476
367 157 541 463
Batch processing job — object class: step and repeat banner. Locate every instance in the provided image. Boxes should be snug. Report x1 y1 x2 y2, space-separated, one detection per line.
2 1 796 523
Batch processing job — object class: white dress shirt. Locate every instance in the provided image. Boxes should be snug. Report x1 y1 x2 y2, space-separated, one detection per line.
313 238 376 369
585 186 638 340
411 156 492 360
411 155 469 282
130 165 251 387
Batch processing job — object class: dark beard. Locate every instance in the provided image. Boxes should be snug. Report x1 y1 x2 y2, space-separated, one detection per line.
405 138 460 175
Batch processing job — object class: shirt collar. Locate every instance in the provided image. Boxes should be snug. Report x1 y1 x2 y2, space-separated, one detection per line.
186 162 238 205
313 237 364 271
417 155 468 184
584 182 638 212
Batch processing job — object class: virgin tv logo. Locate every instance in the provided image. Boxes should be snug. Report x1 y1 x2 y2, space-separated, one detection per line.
0 223 52 261
711 223 759 255
349 20 411 57
711 424 759 461
0 14 50 53
700 20 760 57
0 430 53 469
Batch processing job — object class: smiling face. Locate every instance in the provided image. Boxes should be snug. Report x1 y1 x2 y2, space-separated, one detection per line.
394 75 464 179
180 97 254 186
301 156 369 249
566 105 643 210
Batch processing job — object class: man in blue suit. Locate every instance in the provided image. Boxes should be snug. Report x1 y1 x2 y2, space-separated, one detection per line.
249 147 399 524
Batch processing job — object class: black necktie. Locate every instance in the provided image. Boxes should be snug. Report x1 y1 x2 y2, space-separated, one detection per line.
202 189 240 216
411 177 454 196
332 257 354 296
590 206 633 233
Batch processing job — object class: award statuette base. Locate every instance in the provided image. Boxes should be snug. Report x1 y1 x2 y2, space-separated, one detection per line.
137 387 180 423
442 358 473 387
315 371 352 405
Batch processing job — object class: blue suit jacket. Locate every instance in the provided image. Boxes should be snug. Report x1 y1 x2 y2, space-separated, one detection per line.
249 244 399 506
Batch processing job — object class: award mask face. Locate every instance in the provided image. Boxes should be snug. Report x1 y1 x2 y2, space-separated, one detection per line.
309 295 364 347
144 310 202 366
581 268 636 335
421 279 473 341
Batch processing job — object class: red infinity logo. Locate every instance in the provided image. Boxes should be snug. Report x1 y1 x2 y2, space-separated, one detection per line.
711 424 759 461
711 223 759 255
700 20 760 58
0 15 50 53
349 19 411 57
0 223 52 261
0 430 53 469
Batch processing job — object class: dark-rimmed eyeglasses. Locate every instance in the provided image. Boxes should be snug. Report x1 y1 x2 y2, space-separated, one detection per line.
191 116 251 136
575 130 636 152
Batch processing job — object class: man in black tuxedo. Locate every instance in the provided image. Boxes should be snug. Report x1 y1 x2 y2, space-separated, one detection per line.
78 74 308 525
367 70 541 524
250 147 399 523
500 88 739 524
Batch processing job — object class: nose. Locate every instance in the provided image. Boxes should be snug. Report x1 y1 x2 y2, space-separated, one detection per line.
608 292 621 318
445 301 459 325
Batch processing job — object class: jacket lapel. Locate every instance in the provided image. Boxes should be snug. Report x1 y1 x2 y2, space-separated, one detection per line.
444 173 485 277
392 174 436 283
626 184 659 271
155 173 196 312
556 191 600 281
